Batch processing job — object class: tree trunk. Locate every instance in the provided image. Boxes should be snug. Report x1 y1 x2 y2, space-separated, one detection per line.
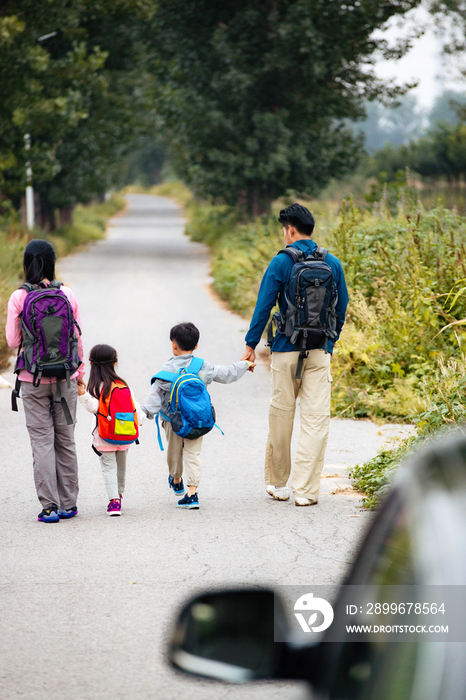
248 183 271 218
20 195 27 227
59 205 75 227
19 192 41 229
236 189 248 215
34 192 41 229
153 166 163 185
40 206 56 231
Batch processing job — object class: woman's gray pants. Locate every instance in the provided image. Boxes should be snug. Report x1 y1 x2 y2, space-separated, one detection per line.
21 380 79 510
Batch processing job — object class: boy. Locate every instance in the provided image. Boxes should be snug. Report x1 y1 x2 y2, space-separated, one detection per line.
142 322 254 509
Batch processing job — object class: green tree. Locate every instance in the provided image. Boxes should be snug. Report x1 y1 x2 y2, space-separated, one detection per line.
409 122 466 182
150 0 421 216
0 0 156 226
428 89 466 126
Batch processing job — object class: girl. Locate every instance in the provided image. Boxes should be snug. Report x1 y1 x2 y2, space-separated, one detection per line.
77 344 145 516
6 239 84 523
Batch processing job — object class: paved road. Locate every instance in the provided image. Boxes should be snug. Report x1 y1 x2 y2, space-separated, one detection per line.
0 195 411 700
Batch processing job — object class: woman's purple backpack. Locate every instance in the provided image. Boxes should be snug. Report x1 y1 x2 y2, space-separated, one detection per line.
11 281 82 423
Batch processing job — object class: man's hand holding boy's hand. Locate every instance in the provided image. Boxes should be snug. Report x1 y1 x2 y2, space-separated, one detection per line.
241 345 256 364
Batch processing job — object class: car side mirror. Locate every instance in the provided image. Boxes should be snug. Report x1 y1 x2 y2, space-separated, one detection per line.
168 588 320 686
168 588 292 683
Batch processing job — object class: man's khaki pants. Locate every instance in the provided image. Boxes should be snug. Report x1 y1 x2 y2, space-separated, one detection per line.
265 349 331 501
163 422 203 488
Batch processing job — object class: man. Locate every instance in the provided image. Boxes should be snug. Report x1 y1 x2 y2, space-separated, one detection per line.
241 203 348 506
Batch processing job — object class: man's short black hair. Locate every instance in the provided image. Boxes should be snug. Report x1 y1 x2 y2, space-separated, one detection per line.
278 203 315 236
170 322 200 352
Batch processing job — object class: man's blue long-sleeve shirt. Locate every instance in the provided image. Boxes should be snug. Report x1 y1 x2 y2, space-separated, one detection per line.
245 238 349 354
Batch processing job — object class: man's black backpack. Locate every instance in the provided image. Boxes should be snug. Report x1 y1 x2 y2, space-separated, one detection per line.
267 246 339 379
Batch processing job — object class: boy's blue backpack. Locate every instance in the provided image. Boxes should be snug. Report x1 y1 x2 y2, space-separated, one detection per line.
151 357 221 451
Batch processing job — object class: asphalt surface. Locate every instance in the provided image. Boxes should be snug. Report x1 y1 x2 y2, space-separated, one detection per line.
0 195 413 700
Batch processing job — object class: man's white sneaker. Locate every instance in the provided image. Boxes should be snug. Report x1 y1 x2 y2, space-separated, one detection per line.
266 485 290 501
294 497 318 507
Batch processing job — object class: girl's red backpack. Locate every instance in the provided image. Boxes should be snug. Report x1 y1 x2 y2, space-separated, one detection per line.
97 381 139 445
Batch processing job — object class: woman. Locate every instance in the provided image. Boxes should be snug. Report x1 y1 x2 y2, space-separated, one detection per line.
6 239 85 523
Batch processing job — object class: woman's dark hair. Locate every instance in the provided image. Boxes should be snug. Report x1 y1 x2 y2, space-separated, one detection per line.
87 344 127 400
278 203 315 236
23 239 56 285
170 322 200 352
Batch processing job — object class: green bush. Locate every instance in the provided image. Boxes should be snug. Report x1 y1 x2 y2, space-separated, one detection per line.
349 436 417 509
185 189 466 419
186 204 237 246
328 198 466 417
349 355 466 508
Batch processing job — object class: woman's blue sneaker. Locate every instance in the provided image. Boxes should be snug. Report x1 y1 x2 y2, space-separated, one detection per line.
168 475 185 496
58 507 78 519
177 493 199 509
38 507 60 523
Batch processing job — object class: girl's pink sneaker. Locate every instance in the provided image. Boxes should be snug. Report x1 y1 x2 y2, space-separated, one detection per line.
107 498 121 516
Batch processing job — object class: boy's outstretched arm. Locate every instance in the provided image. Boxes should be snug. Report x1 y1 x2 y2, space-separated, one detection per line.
200 360 254 385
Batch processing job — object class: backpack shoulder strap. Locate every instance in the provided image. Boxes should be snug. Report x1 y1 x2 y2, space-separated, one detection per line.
113 380 128 390
307 246 328 261
151 370 177 385
188 357 204 375
97 384 110 417
19 282 37 293
277 247 304 263
19 280 63 293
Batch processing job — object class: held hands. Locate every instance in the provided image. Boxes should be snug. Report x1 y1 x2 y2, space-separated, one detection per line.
241 345 256 372
77 379 87 396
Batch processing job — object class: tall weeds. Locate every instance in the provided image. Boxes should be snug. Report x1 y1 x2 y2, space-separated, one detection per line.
349 355 466 508
186 190 466 420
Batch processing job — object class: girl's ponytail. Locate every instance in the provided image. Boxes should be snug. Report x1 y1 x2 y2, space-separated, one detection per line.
23 239 56 285
87 344 127 400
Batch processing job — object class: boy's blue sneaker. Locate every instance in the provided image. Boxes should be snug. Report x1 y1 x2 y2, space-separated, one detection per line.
38 506 60 523
168 475 185 496
58 506 78 519
177 493 199 509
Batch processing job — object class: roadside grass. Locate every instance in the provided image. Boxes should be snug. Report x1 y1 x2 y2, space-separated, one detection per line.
0 193 125 370
349 355 466 507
